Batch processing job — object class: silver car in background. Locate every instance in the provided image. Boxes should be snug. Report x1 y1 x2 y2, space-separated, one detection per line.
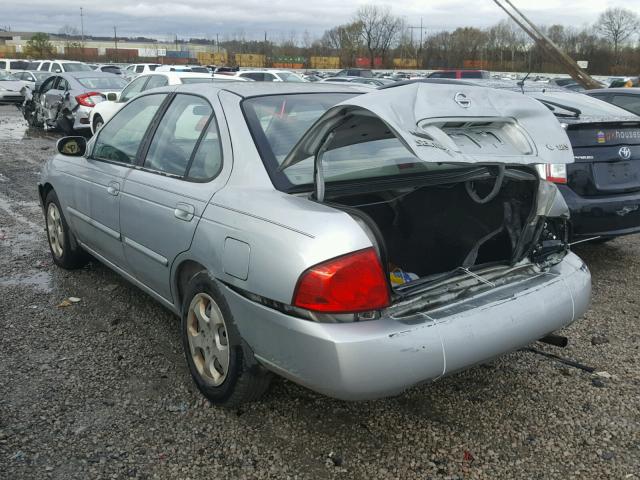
21 71 127 133
38 82 591 406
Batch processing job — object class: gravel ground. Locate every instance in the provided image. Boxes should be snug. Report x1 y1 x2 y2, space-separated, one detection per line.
0 104 639 479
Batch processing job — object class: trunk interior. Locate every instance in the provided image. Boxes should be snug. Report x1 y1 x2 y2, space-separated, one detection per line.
329 174 539 285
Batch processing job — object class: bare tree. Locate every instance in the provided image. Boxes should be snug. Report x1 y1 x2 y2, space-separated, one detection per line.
354 5 403 68
596 7 639 64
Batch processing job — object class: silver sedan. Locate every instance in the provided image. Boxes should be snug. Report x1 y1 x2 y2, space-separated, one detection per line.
38 82 591 406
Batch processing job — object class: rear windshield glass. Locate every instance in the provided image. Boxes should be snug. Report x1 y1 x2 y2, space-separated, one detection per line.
180 77 216 84
278 72 304 83
243 93 459 190
102 66 121 74
63 63 93 72
77 76 128 89
534 92 637 118
149 65 160 71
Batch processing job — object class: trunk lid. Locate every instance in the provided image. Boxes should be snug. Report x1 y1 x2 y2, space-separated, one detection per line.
567 121 640 196
280 83 573 200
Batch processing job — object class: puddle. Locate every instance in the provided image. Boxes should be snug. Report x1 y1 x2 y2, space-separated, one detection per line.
0 270 52 293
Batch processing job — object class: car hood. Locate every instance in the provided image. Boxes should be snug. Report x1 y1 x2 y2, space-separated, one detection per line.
281 82 574 170
0 80 27 91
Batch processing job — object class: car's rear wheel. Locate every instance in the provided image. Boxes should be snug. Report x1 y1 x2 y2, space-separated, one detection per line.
93 115 104 133
44 190 88 269
181 271 271 406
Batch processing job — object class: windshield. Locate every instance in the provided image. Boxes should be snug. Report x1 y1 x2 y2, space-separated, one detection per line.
0 71 18 80
64 63 93 72
33 72 52 81
533 92 637 118
277 72 305 83
77 76 128 89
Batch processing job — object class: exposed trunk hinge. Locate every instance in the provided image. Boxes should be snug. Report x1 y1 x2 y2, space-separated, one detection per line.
313 131 336 203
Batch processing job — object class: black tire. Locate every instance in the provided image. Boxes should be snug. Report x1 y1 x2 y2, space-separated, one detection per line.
93 115 104 134
181 271 271 407
44 190 88 270
56 113 74 135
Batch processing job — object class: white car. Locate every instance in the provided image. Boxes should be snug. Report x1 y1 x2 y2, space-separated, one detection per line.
0 59 30 73
37 60 93 73
231 69 306 82
88 71 243 134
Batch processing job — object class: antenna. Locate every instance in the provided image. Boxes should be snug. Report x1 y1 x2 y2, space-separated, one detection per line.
493 0 601 90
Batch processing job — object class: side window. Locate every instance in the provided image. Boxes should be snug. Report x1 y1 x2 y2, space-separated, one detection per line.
56 78 69 91
40 76 57 93
242 72 263 81
93 94 166 164
144 75 169 90
461 71 482 79
120 76 149 102
53 63 63 73
264 73 277 82
135 65 145 73
40 62 51 71
0 61 5 69
143 94 213 177
188 116 223 180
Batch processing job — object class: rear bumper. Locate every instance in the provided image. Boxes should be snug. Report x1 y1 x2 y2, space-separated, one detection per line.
558 184 640 239
72 105 93 130
0 92 24 104
223 252 591 400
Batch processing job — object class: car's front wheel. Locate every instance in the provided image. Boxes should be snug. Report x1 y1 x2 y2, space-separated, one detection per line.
44 190 88 269
181 272 271 406
93 115 104 133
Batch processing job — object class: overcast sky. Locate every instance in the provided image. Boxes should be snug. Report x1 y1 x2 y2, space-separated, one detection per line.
1 0 637 41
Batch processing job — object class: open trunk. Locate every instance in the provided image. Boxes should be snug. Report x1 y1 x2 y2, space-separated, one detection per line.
330 174 538 285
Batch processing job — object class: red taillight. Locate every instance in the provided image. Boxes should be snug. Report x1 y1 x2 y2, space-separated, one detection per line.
537 164 568 184
292 248 390 313
75 91 104 107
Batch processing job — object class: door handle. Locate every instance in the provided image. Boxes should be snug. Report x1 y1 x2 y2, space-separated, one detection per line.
174 202 195 221
107 181 120 196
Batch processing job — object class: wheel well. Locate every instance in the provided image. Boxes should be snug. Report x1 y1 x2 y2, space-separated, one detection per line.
39 183 54 205
175 260 207 310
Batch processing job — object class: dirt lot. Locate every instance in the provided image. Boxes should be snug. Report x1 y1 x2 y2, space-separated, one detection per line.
0 104 639 479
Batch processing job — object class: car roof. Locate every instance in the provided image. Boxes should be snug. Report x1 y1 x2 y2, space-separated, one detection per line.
171 81 370 98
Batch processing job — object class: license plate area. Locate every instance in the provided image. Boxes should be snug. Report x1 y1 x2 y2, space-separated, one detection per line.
593 161 640 192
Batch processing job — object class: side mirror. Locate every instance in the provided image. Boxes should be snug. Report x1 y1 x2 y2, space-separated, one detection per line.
56 136 87 157
54 69 62 73
106 92 118 101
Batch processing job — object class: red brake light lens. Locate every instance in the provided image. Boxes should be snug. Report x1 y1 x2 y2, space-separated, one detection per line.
75 91 104 107
537 164 568 184
292 248 390 313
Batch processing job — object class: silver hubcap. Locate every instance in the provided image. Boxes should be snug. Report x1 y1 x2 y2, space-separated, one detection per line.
187 293 229 386
46 203 64 258
95 119 103 130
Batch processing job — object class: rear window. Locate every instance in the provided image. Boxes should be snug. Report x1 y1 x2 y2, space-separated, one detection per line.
461 71 483 79
180 77 217 84
536 92 637 118
9 60 29 70
77 76 128 89
277 72 304 83
243 93 456 190
63 63 93 72
102 66 121 74
429 71 456 79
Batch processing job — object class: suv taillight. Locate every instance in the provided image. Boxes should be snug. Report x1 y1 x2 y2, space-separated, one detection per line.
536 164 568 184
292 248 390 313
75 91 104 107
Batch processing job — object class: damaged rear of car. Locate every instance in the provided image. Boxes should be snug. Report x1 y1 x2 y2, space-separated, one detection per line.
236 83 591 399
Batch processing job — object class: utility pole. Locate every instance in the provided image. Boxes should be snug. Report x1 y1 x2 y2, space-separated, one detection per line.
216 33 219 53
80 7 85 60
114 26 118 63
408 18 426 68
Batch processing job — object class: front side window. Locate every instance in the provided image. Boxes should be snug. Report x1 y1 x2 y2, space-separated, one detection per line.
135 65 145 73
55 78 70 91
40 62 51 71
39 76 57 93
277 72 304 83
53 63 63 73
143 94 214 177
119 76 149 102
0 61 5 69
93 94 166 164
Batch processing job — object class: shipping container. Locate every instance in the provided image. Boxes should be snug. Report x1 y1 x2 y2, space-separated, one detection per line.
355 56 382 68
166 50 190 59
106 48 138 60
309 56 340 69
234 53 266 68
196 51 228 65
393 58 418 69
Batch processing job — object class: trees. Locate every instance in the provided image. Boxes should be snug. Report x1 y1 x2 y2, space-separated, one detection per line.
354 5 403 68
595 7 639 65
25 32 55 58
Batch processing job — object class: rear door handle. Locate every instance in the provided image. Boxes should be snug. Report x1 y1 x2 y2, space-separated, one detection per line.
107 181 120 196
174 202 195 221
